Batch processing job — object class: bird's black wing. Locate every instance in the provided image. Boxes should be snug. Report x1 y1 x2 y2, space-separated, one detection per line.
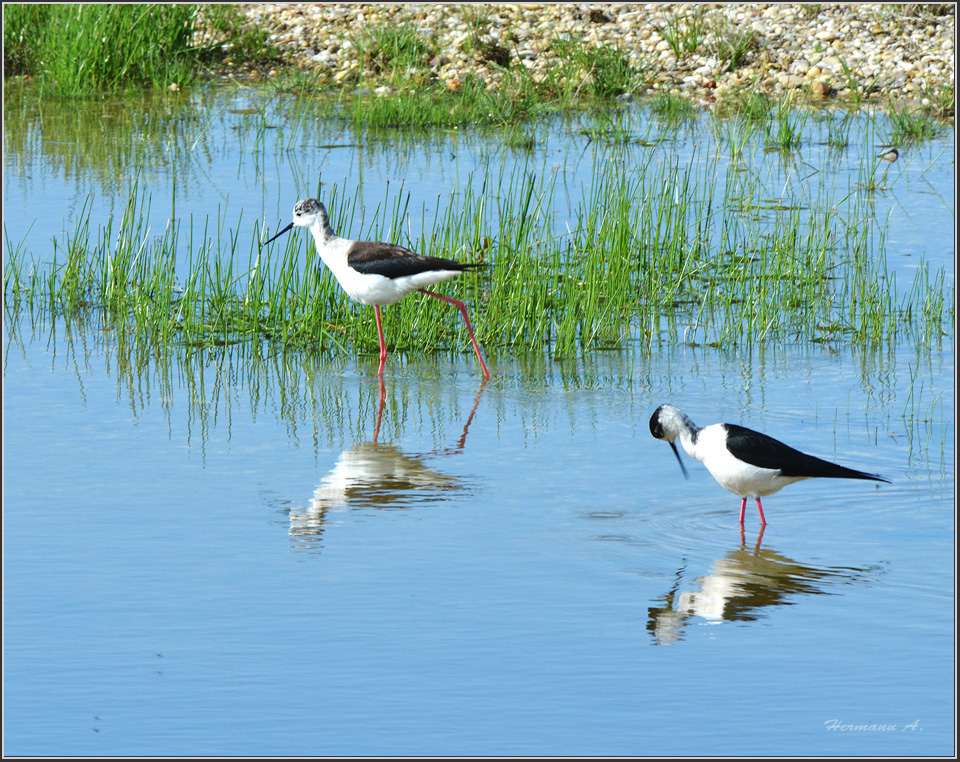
723 424 889 482
347 241 481 280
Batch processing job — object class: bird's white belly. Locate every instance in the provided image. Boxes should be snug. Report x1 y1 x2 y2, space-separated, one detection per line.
343 272 408 305
703 457 801 498
333 266 462 306
689 425 808 498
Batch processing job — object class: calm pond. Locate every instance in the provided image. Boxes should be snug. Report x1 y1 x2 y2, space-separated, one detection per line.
3 86 954 755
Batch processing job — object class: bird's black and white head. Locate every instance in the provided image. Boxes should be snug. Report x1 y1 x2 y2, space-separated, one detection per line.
649 404 697 480
290 198 330 229
262 198 334 247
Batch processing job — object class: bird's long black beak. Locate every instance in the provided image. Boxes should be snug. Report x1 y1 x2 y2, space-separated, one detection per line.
261 221 294 247
669 441 690 480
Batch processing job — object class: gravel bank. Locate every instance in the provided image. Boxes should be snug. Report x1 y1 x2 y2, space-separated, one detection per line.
237 3 954 111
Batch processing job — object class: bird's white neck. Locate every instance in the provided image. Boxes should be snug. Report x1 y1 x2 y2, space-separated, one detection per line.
311 217 337 248
307 221 353 280
670 412 702 458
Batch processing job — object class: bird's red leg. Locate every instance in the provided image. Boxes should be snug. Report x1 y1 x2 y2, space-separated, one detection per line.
374 306 388 376
739 497 747 525
756 498 767 526
373 376 386 443
755 523 766 551
419 289 490 379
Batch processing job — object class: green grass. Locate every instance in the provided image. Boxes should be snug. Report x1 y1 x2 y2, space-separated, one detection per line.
825 111 854 149
253 27 647 133
837 55 882 106
658 9 708 58
705 14 757 70
346 73 543 130
921 83 955 119
578 108 647 144
336 34 648 131
549 39 642 99
460 6 512 67
353 24 436 80
766 94 808 150
735 86 772 124
256 25 648 132
711 90 812 157
5 4 198 94
887 107 944 144
5 147 952 365
651 92 697 121
3 4 276 96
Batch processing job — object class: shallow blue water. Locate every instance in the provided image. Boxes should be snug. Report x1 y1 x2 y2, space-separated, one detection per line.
4 316 953 755
3 89 955 280
3 88 955 754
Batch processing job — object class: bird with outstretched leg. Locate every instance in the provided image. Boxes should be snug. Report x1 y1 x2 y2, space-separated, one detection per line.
649 404 890 525
262 198 490 379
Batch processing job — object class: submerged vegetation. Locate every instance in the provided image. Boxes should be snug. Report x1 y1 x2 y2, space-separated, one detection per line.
4 131 952 366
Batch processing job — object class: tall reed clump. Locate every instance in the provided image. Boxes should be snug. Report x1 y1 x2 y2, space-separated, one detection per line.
5 5 199 94
3 4 275 96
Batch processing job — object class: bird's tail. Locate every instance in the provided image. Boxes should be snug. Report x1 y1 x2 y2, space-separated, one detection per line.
787 456 890 483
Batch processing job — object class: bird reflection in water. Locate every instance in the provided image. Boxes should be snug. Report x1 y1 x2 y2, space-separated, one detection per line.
289 378 486 550
647 528 881 645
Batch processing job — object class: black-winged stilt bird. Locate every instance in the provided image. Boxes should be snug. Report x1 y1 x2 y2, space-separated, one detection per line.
878 147 899 163
262 198 490 378
649 404 890 525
